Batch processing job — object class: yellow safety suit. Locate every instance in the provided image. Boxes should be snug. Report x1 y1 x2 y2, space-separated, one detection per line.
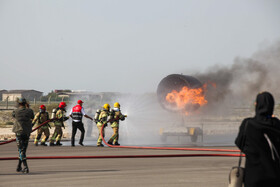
96 109 110 146
50 108 68 145
108 108 126 145
32 111 50 145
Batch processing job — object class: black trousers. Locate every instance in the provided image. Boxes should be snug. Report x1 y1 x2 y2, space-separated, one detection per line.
71 121 85 146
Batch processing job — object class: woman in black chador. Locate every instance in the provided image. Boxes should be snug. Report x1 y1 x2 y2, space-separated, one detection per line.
235 92 280 187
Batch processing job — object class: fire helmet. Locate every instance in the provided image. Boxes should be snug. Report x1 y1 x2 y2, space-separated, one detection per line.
103 103 110 110
18 98 27 104
40 105 46 110
77 100 83 104
114 102 120 108
59 102 66 108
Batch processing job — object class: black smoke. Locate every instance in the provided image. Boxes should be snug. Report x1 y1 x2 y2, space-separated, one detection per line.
193 41 280 111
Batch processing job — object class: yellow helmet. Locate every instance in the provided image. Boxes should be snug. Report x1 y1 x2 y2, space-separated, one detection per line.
114 102 120 108
103 103 110 110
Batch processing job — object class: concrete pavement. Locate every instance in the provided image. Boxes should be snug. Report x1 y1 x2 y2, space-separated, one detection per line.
0 142 239 187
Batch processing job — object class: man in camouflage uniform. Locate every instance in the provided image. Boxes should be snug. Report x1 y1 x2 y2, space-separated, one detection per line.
107 102 127 146
50 102 69 146
33 105 50 146
12 98 34 173
96 103 111 147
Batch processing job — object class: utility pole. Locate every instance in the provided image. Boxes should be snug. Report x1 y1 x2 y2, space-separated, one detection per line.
6 96 9 109
48 96 52 104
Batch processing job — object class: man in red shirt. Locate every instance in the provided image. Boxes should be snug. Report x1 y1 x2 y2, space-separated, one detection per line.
69 100 93 146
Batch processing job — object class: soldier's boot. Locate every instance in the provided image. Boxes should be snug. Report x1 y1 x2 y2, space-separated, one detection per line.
56 141 62 146
16 159 22 172
22 160 29 174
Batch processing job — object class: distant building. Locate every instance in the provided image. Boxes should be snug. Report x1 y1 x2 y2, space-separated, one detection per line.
54 89 72 93
2 90 43 101
0 90 8 100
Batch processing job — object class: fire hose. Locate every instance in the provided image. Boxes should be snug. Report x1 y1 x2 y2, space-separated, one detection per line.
0 119 53 146
0 153 243 160
100 124 240 153
0 121 243 161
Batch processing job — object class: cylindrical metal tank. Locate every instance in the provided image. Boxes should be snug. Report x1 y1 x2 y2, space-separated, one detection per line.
157 74 203 112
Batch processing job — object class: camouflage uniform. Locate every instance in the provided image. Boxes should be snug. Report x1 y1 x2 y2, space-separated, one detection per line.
12 105 34 173
108 108 126 145
32 111 50 146
50 108 68 146
96 110 110 146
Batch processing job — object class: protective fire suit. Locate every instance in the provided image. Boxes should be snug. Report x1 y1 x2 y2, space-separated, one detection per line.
96 109 110 146
32 111 50 146
50 108 68 146
107 108 126 145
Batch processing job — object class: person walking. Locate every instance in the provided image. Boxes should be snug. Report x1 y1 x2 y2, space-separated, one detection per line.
50 102 69 146
69 100 93 146
32 105 50 146
12 98 34 173
235 91 280 187
107 102 127 146
95 103 111 147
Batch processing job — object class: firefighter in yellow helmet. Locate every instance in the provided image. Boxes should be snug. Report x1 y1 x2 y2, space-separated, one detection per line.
95 103 111 147
50 102 69 146
107 102 127 146
32 105 51 146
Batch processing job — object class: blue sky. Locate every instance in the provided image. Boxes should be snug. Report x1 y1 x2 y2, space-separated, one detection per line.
0 0 279 94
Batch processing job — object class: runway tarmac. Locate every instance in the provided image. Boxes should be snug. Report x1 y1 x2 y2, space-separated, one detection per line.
0 141 240 187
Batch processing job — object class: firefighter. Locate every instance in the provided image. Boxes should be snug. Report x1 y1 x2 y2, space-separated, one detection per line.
50 102 69 146
96 103 111 147
69 100 93 146
12 98 34 173
107 102 127 146
32 105 50 146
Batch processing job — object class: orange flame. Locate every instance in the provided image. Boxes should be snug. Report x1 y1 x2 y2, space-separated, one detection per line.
165 84 208 112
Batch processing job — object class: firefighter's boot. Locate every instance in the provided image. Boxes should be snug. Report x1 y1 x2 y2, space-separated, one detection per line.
49 142 55 146
107 140 113 145
114 142 120 146
56 141 62 146
22 160 29 173
41 142 47 146
16 159 22 172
